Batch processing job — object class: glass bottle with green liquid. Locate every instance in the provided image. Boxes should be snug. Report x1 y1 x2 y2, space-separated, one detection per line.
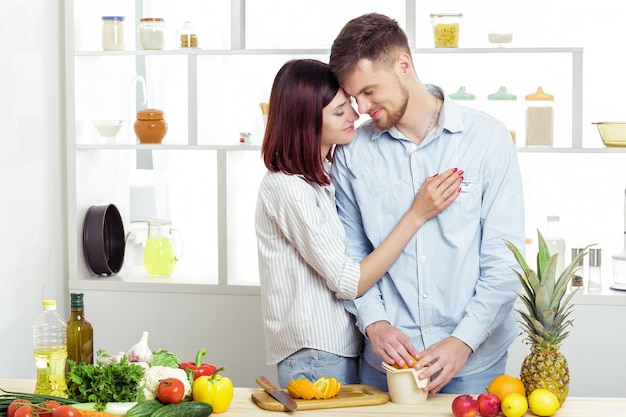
143 218 183 276
67 292 93 369
33 299 68 397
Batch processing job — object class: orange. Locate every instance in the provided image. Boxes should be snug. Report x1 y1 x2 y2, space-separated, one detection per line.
487 374 526 401
392 355 419 369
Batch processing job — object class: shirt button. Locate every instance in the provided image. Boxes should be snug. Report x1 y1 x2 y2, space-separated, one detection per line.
423 328 430 335
420 255 426 262
422 293 428 298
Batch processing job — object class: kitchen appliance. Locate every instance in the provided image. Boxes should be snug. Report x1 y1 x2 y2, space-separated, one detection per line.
611 188 626 290
255 376 298 411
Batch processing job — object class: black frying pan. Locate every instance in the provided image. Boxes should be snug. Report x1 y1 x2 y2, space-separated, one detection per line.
83 204 125 275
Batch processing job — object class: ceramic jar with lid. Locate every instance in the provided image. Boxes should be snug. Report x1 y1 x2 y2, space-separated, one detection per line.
138 18 165 50
134 109 167 144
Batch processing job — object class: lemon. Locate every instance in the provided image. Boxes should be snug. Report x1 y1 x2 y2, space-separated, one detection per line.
501 393 528 417
528 388 560 416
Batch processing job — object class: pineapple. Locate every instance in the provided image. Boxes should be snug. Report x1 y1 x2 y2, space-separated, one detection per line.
504 230 593 405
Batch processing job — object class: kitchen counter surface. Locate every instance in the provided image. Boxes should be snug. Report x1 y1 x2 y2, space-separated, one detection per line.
2 378 625 416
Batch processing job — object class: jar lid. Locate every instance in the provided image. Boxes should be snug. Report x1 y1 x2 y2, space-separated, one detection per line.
140 17 164 22
525 86 554 101
488 86 517 101
430 13 463 18
137 109 165 120
449 86 476 100
102 16 125 21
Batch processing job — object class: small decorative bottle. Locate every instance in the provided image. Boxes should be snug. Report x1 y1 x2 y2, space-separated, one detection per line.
588 248 602 292
570 248 584 290
544 215 566 278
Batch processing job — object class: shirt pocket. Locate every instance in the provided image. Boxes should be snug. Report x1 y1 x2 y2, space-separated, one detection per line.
437 175 481 234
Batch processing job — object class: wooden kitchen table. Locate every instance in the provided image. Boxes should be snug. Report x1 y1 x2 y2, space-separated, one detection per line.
1 378 625 416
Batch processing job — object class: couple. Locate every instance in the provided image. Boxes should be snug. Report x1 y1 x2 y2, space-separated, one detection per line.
255 13 525 395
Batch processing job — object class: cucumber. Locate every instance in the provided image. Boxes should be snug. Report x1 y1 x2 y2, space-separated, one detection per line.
150 401 213 417
125 399 165 417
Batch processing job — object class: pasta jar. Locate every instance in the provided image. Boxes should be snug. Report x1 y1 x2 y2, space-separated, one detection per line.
101 16 125 51
134 109 168 144
138 18 165 50
430 13 462 48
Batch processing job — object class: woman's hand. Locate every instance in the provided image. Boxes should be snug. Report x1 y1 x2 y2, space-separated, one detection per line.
409 168 463 225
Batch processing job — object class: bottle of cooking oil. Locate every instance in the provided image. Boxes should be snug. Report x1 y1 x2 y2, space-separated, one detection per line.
66 292 93 369
33 299 68 397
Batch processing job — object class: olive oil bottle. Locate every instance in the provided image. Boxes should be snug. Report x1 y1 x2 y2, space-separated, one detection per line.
66 292 93 368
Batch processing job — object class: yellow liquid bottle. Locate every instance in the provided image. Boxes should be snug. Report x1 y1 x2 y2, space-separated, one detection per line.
33 300 68 397
67 293 93 370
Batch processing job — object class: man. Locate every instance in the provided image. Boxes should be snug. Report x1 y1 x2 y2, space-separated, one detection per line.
329 13 525 394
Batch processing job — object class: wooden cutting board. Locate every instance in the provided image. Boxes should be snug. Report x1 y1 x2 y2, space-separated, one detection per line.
251 384 389 411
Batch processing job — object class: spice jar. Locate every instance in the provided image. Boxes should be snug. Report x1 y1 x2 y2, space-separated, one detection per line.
525 86 554 146
430 13 463 48
134 109 167 144
177 21 198 48
102 16 125 51
138 18 165 50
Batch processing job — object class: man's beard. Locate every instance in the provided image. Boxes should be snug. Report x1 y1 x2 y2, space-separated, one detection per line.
372 86 409 130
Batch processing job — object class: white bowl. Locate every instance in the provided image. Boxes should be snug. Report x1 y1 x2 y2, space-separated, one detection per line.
382 361 429 404
92 120 123 137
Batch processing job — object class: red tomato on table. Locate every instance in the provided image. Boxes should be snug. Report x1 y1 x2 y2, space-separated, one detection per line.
157 377 185 404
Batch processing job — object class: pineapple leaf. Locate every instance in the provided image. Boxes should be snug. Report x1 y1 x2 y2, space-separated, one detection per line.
536 230 552 276
504 239 530 271
535 285 552 318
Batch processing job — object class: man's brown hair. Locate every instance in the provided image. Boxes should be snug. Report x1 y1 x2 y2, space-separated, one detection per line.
329 13 411 85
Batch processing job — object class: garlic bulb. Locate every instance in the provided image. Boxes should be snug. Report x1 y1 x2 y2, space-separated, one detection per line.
127 331 154 364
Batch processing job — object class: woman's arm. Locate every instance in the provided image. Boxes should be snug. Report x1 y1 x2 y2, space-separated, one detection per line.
356 168 463 296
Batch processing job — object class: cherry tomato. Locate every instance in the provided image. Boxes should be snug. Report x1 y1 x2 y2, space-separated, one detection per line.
8 399 31 417
14 405 35 417
35 400 62 417
157 377 185 404
51 405 81 417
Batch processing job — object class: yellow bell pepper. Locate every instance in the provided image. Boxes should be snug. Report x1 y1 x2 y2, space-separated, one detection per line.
192 367 234 414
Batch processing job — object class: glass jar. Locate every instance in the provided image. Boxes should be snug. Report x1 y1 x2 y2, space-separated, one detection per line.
430 13 462 48
138 18 165 50
134 109 168 144
525 86 554 146
177 21 198 48
101 16 125 51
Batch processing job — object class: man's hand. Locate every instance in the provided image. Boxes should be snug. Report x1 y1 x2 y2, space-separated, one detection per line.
365 321 420 369
414 336 472 393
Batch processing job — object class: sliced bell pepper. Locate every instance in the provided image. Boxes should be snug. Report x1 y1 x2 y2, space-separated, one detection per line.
191 367 234 414
179 347 217 384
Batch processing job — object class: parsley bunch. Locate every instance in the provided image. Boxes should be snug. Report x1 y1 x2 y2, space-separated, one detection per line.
66 350 145 411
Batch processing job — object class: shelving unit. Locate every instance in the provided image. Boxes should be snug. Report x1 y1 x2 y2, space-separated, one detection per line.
64 0 619 296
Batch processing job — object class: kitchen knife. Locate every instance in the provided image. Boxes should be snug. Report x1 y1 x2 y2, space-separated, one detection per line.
256 376 298 411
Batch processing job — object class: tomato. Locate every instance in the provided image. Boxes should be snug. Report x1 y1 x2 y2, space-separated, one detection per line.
157 377 185 404
51 405 81 417
35 400 62 417
8 399 31 417
14 405 34 417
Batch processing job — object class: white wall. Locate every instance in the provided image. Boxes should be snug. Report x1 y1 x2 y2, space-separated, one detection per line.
0 1 67 378
2 0 626 398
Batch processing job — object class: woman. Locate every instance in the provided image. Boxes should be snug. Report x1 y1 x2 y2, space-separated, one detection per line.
255 59 462 387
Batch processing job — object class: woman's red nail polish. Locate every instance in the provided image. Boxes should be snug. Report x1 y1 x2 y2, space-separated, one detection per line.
457 187 461 192
433 173 439 177
452 168 458 172
460 176 464 181
458 170 464 175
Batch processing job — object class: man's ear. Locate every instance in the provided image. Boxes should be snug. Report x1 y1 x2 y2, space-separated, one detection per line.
396 52 413 76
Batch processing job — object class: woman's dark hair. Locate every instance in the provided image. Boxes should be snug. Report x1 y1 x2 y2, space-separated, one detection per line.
329 13 410 85
261 59 340 186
